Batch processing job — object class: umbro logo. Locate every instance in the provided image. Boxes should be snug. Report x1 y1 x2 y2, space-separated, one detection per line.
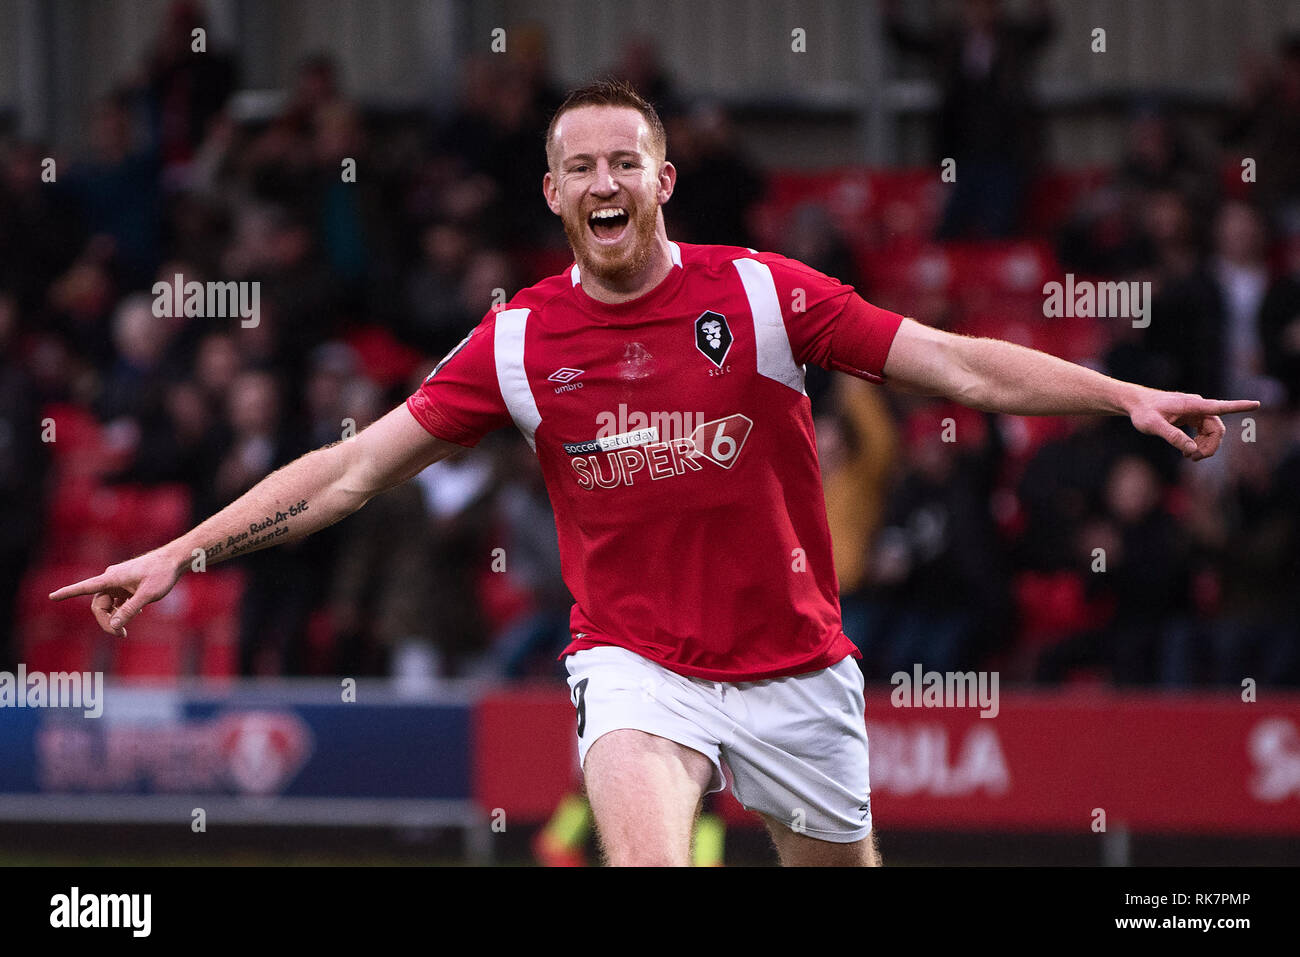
549 367 585 393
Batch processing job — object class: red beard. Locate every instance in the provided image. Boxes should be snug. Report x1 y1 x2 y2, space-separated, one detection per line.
562 200 659 286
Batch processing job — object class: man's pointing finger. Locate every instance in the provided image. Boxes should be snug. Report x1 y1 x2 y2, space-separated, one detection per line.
49 576 111 602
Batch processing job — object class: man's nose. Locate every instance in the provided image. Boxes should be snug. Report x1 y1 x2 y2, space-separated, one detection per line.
590 162 618 196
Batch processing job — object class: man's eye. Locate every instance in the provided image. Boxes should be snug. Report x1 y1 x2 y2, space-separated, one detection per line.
619 162 637 169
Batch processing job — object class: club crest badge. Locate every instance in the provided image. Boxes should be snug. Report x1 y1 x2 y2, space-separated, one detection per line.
695 311 732 367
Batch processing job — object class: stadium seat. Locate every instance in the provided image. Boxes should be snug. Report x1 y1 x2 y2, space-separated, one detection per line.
39 402 111 476
1022 167 1109 235
867 168 947 241
182 569 246 678
515 247 577 286
1013 570 1113 648
477 562 535 634
116 484 193 553
17 563 107 674
109 584 191 679
343 325 425 388
1218 155 1253 202
945 240 1058 315
757 167 942 251
857 241 954 301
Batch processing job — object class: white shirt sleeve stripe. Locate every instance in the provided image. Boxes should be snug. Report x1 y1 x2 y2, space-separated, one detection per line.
733 258 806 395
493 308 543 449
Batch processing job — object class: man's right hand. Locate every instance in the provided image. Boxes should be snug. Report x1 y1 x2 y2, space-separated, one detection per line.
46 403 460 639
49 549 185 637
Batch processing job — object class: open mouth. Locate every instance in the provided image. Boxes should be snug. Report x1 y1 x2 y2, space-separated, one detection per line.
588 206 630 243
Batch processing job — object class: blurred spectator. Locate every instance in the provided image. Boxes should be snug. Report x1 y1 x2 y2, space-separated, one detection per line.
1222 34 1300 235
309 101 374 286
215 369 323 675
45 242 118 369
434 58 558 248
114 378 222 490
1013 416 1120 573
1148 201 1296 406
284 52 346 136
0 140 86 313
236 54 349 216
609 36 681 118
403 220 476 355
410 422 498 677
818 377 899 659
1116 101 1211 200
303 342 362 448
662 103 763 248
779 202 863 405
1170 412 1300 685
141 0 237 187
1036 455 1192 684
238 207 345 379
511 24 565 126
62 91 161 288
1056 183 1157 279
96 292 176 425
885 0 1054 238
1058 104 1214 280
857 404 1010 676
0 295 49 671
478 442 570 679
328 377 435 679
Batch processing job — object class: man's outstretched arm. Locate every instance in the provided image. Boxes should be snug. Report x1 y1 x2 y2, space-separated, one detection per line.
50 404 460 637
881 317 1260 460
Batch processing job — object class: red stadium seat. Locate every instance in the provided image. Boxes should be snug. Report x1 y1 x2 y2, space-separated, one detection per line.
39 403 110 476
183 570 245 678
1013 570 1113 648
45 474 99 553
857 241 954 300
945 240 1058 315
1022 167 1109 234
995 413 1074 461
477 563 535 634
1218 155 1253 202
16 563 108 674
866 168 947 241
109 584 191 680
515 247 576 286
763 168 874 217
116 484 192 553
757 167 947 252
343 325 425 388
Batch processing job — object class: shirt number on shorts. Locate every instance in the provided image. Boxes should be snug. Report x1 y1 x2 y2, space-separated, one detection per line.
571 677 590 738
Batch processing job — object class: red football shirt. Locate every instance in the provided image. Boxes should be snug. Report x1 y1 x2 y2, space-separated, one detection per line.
406 242 903 681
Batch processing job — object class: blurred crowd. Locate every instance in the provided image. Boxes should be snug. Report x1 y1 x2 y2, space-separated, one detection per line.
2 1 1298 687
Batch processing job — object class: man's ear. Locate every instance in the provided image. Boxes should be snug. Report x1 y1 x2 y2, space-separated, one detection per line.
657 160 676 206
543 170 561 215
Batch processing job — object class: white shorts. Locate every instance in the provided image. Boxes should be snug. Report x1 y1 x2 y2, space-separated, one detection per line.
564 645 873 843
